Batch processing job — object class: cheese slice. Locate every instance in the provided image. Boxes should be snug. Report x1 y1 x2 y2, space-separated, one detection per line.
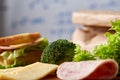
0 67 23 73
0 62 58 80
0 67 23 80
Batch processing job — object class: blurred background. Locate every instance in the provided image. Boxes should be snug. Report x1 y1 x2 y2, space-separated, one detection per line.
0 0 120 42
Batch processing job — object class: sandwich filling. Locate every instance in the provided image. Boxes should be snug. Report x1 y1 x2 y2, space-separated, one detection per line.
0 37 48 68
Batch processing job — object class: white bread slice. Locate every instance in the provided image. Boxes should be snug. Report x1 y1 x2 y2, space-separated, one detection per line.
72 11 120 27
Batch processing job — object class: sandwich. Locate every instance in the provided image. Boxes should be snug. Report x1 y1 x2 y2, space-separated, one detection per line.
71 10 120 51
0 32 49 68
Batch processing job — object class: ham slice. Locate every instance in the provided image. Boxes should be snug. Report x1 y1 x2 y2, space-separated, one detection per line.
71 28 108 52
57 59 118 80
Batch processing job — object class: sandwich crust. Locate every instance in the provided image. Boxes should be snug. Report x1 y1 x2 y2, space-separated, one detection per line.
0 32 41 46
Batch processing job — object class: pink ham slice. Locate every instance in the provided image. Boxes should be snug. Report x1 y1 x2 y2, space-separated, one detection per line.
57 59 118 80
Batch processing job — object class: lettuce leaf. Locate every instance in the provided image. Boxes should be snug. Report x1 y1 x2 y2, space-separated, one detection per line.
73 20 120 75
73 44 96 62
94 20 120 75
0 37 48 68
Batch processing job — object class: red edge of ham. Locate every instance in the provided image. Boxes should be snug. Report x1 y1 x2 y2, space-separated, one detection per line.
56 59 119 80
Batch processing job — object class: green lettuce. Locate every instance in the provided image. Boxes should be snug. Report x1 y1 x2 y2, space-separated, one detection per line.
0 37 48 68
73 20 120 75
73 44 96 62
94 20 120 68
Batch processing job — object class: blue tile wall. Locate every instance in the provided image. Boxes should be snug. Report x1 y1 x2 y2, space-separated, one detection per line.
1 0 120 41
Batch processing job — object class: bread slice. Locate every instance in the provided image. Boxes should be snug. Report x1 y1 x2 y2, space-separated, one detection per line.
0 38 44 50
72 11 120 27
0 62 58 80
0 32 41 46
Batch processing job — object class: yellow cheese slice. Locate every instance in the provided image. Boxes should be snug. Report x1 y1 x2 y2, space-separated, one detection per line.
0 62 58 80
0 67 23 73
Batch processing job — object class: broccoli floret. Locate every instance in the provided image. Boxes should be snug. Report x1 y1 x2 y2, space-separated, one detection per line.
40 39 76 65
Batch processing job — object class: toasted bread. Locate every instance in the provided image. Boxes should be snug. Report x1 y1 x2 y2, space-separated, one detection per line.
0 38 44 50
0 32 41 46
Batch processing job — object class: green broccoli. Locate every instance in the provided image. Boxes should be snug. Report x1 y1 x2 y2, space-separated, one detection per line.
40 39 76 65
